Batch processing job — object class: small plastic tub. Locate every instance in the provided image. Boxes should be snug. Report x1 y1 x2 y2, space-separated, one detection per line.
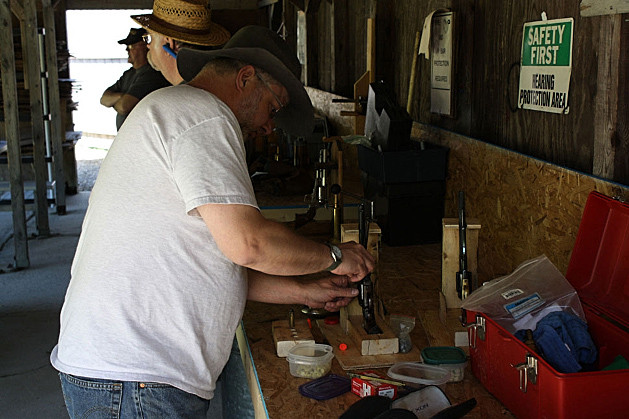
387 362 451 387
287 343 334 379
421 346 468 382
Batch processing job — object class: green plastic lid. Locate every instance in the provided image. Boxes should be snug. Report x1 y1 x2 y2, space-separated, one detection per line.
421 346 467 365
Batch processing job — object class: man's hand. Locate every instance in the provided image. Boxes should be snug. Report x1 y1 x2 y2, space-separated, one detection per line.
330 241 376 282
301 274 359 312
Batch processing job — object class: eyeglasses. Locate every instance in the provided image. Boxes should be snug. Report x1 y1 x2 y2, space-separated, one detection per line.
256 73 285 119
142 34 152 44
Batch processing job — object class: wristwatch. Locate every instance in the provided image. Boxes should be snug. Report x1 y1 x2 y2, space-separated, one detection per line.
325 242 343 271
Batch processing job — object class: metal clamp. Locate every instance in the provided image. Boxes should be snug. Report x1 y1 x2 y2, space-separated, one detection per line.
468 315 486 348
512 354 538 393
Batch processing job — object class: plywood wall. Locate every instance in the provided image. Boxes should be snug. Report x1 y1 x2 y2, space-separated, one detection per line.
412 123 629 282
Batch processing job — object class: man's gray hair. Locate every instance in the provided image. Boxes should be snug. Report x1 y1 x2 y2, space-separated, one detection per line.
199 58 279 86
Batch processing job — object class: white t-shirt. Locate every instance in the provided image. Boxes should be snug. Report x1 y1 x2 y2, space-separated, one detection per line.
51 85 257 399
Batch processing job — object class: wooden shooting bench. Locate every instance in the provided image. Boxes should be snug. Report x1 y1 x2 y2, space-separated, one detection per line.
237 222 515 418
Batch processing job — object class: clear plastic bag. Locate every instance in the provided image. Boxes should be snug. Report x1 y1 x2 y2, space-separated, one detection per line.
390 314 416 353
461 255 586 334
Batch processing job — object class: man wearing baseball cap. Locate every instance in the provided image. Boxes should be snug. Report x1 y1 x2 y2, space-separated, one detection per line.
100 28 169 130
52 26 372 418
132 0 230 85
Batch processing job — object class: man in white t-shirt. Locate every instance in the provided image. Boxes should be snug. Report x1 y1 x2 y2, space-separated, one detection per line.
51 26 375 419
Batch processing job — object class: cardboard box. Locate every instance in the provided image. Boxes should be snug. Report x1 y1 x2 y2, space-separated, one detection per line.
350 371 398 399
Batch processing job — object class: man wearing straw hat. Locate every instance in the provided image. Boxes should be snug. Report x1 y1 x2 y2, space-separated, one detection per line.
131 0 231 85
51 26 374 418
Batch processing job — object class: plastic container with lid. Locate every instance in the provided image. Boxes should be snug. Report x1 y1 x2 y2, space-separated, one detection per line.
387 362 451 387
287 343 334 379
421 346 468 382
298 374 351 400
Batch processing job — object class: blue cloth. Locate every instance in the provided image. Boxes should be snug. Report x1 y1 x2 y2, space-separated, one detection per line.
516 311 597 373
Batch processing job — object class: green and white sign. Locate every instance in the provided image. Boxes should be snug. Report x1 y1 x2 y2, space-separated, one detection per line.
518 17 573 114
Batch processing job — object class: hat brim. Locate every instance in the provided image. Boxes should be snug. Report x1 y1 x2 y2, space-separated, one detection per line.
131 14 230 47
178 47 314 137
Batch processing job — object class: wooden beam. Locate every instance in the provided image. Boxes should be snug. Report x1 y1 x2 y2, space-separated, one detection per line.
287 0 305 12
42 0 66 214
593 14 621 179
580 0 629 16
0 0 30 268
367 17 375 82
23 0 50 235
9 0 24 20
65 0 153 9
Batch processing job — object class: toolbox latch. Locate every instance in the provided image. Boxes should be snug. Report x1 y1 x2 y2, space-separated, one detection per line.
468 315 486 348
512 353 538 393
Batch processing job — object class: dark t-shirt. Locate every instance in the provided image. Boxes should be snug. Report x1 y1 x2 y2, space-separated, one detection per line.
107 64 169 130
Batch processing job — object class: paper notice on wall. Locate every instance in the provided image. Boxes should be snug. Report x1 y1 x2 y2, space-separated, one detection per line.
418 10 438 59
518 17 574 114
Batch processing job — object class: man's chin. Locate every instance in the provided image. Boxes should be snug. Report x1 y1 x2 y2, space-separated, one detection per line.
147 53 160 72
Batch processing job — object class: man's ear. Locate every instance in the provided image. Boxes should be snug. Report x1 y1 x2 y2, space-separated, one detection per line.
163 36 177 51
236 65 256 92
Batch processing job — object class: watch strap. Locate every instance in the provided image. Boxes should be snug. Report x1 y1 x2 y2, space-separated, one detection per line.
325 242 342 271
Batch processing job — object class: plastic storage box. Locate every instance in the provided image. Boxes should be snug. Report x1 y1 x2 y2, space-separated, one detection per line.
286 343 334 379
421 346 468 382
464 191 629 419
357 142 449 183
387 362 451 387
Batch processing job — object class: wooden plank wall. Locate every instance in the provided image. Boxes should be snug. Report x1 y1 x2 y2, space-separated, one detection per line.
286 0 628 186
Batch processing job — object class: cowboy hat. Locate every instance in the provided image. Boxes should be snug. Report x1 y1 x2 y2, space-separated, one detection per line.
131 0 230 47
177 25 314 137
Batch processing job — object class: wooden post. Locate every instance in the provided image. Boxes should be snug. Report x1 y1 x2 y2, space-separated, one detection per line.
441 218 481 309
0 0 30 268
592 14 621 179
42 0 66 215
367 18 376 82
24 0 50 235
406 31 421 114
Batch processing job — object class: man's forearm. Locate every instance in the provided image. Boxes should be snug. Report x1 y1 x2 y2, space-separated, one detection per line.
247 269 304 304
198 203 374 280
100 90 122 107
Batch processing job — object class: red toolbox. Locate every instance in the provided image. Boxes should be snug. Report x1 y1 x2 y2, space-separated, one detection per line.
464 191 629 419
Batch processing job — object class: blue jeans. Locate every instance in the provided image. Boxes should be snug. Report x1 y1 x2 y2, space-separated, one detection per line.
59 373 210 418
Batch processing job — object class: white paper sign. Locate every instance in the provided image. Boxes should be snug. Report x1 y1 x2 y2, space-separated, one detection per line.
431 12 453 115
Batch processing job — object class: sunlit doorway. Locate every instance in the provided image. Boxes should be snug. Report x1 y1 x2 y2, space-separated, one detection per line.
66 9 150 190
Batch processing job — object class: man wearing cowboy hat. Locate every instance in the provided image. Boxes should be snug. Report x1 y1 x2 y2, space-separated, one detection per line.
131 0 231 85
51 26 374 418
100 28 170 130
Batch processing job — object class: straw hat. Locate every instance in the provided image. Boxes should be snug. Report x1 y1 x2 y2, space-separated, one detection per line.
178 25 314 137
131 0 230 47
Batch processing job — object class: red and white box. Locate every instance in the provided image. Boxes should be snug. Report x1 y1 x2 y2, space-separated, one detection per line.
350 371 398 399
465 191 629 418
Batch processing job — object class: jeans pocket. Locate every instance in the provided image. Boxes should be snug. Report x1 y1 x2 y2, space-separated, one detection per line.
138 383 210 418
59 373 122 419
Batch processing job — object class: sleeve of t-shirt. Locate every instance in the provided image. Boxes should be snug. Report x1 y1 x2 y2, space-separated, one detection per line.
168 116 258 215
106 68 132 93
126 70 169 101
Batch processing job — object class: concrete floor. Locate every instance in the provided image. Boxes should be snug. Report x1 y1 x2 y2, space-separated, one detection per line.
0 193 88 418
0 191 247 418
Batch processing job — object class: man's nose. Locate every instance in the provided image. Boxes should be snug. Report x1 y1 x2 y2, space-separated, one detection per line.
259 119 275 137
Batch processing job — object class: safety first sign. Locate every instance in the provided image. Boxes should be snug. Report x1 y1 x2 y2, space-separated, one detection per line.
518 17 573 114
